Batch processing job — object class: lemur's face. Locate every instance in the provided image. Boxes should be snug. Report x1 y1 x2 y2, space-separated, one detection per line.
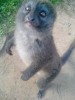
17 0 56 30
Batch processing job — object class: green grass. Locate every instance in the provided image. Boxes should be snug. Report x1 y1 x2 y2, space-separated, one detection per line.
50 0 61 4
0 0 23 37
0 0 62 37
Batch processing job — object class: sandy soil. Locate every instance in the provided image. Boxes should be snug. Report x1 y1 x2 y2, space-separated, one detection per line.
0 9 75 100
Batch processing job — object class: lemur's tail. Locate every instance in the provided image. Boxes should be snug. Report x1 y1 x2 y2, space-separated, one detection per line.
61 39 75 65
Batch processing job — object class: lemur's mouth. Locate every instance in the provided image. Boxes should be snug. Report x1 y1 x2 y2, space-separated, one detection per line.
24 21 32 28
25 21 39 29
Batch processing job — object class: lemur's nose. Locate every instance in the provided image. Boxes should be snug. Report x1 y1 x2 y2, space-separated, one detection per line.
28 16 35 22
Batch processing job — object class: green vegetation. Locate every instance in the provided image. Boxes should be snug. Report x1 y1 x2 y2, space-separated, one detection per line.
0 0 23 37
0 0 62 37
50 0 61 4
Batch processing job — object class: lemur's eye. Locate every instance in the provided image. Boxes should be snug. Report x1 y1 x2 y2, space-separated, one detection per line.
25 6 31 11
39 10 46 17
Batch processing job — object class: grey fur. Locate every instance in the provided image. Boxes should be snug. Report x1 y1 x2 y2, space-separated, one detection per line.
0 31 14 56
0 0 75 98
14 0 75 98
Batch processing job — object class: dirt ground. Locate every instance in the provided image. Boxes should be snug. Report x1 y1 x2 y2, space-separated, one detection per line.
0 9 75 100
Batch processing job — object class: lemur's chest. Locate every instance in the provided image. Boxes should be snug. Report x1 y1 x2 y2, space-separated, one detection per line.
15 30 52 66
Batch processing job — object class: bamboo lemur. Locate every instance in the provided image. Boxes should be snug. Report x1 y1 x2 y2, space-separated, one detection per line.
0 0 75 98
